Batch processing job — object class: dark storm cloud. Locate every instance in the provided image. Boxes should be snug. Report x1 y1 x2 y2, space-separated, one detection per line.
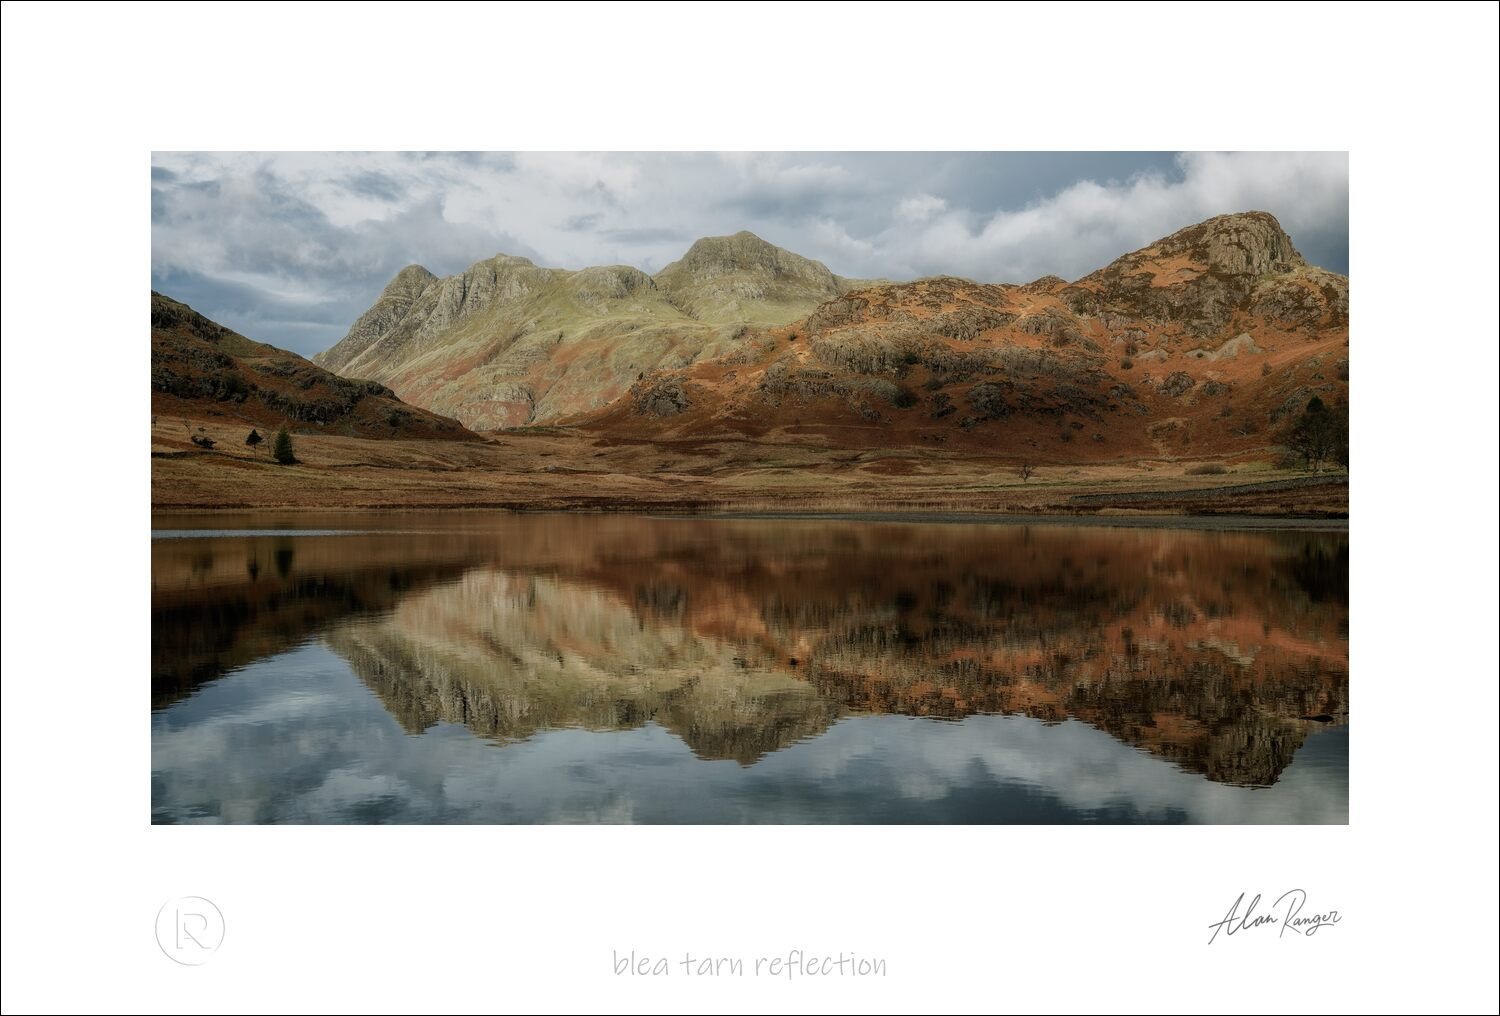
151 152 1348 356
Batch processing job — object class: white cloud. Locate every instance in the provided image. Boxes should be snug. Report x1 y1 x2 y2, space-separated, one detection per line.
896 192 948 223
887 152 1349 282
151 642 1348 825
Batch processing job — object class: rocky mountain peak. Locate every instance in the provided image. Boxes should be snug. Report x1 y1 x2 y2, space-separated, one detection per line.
1068 210 1336 337
485 253 540 270
384 264 437 296
659 230 835 285
314 263 440 370
567 265 657 304
1021 274 1067 293
649 231 844 326
1152 210 1305 276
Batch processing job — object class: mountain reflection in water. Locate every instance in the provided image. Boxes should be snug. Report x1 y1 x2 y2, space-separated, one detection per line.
151 514 1348 823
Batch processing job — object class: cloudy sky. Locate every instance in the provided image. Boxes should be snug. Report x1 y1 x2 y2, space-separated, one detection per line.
151 151 1349 356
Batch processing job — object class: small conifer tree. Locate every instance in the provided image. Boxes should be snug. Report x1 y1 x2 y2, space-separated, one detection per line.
272 427 296 465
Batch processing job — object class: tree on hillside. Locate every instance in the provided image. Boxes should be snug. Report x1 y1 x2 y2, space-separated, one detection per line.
245 429 263 455
1017 462 1036 481
272 427 296 465
1282 396 1347 472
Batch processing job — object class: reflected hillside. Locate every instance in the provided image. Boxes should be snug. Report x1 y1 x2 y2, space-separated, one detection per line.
327 571 840 764
153 515 1347 784
280 518 1349 785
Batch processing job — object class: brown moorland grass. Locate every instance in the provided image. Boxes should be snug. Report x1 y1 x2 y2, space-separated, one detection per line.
152 414 1347 516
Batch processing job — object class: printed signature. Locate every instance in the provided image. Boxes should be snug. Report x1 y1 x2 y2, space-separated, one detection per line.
1207 890 1342 944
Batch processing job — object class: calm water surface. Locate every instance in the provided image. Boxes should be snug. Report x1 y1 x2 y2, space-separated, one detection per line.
151 513 1348 823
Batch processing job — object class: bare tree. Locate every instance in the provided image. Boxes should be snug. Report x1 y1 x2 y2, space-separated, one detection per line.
1017 462 1036 481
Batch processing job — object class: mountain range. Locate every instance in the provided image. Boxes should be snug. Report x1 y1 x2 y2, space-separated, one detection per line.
312 231 871 429
311 211 1348 462
152 210 1349 512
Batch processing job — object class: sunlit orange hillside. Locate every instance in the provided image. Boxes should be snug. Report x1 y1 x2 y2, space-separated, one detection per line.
588 211 1348 465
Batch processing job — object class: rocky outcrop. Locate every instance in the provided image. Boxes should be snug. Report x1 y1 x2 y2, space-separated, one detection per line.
1160 371 1196 397
805 293 872 334
1188 332 1263 361
1251 272 1349 327
1170 210 1305 276
1020 274 1067 293
1075 211 1341 336
630 374 692 417
565 265 656 308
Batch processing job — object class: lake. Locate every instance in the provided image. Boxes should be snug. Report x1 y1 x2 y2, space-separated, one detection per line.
151 512 1348 823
